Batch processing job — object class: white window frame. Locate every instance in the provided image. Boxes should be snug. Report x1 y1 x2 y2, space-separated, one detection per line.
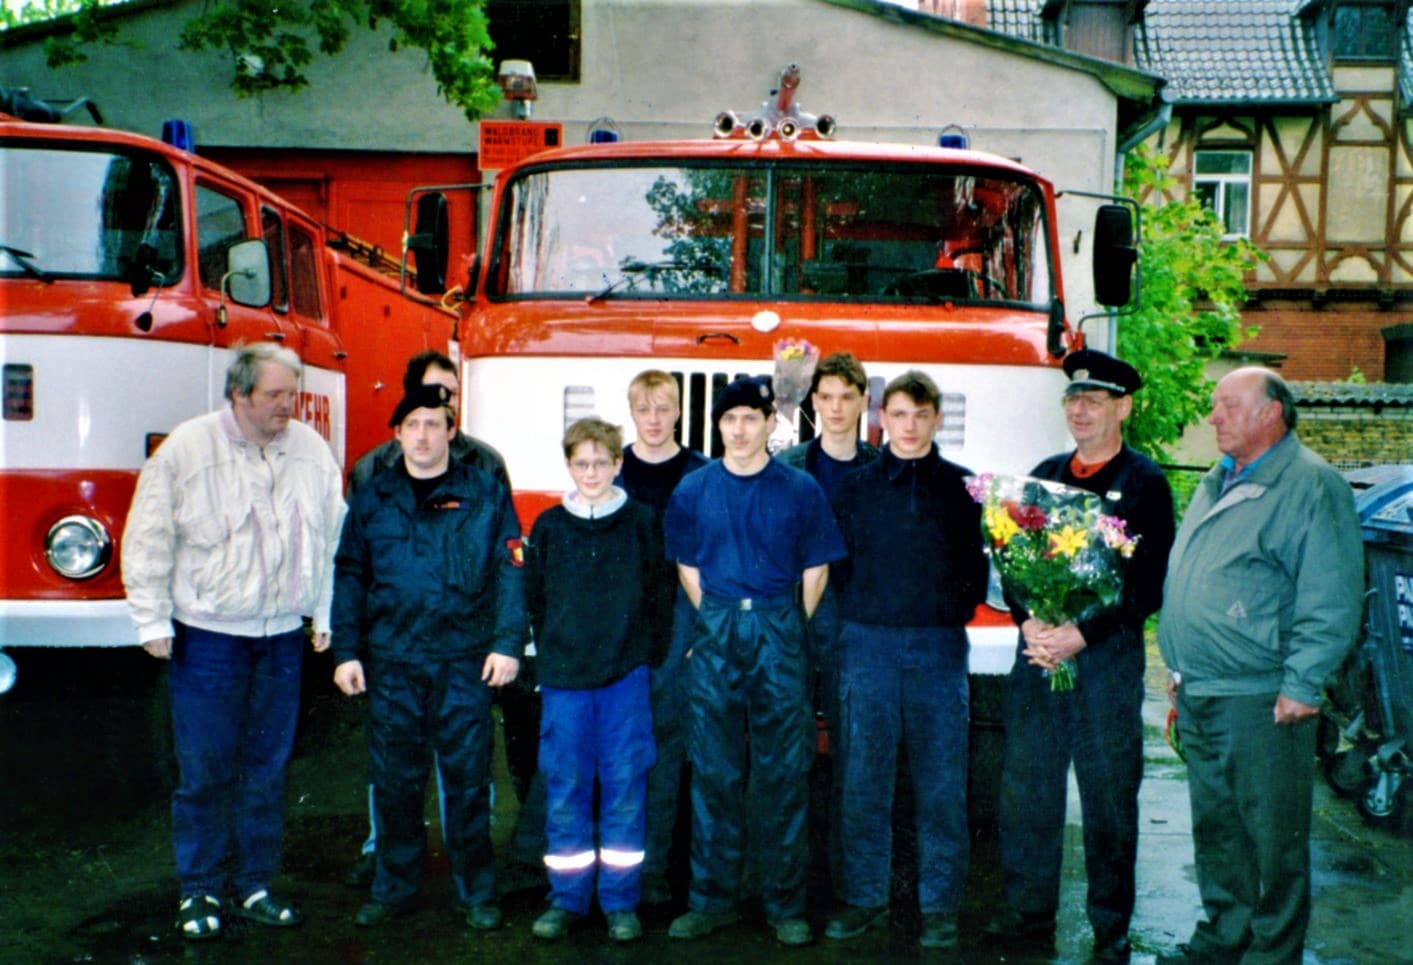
1193 150 1253 240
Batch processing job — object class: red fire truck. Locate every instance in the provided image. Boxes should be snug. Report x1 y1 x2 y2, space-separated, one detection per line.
451 67 1135 677
0 96 458 690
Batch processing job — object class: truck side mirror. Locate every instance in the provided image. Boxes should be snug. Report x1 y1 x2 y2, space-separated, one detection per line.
224 239 272 309
1092 203 1137 307
408 193 450 295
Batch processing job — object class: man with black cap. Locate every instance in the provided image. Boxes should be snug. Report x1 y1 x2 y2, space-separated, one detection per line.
984 349 1175 962
330 382 526 932
663 374 846 947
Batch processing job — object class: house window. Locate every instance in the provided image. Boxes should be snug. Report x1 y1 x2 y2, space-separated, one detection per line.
1333 2 1396 61
1193 150 1252 239
486 0 580 81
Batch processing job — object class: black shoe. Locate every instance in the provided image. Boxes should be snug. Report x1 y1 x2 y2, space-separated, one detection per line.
668 909 739 940
919 913 959 950
640 874 673 907
1156 942 1235 965
466 903 502 931
355 900 410 927
345 852 375 888
1093 935 1132 962
983 906 1055 942
769 917 812 946
825 904 888 940
532 906 581 940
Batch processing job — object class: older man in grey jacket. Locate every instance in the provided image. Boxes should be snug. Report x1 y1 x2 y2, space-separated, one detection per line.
1157 367 1362 965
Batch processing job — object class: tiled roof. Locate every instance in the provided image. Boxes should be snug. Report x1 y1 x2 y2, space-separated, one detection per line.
1134 0 1335 104
981 0 1337 106
1292 382 1413 406
986 0 1046 42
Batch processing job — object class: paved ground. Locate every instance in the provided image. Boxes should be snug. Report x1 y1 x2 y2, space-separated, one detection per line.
1 646 1410 963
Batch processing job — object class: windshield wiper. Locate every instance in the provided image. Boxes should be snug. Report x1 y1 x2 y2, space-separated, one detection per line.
0 244 53 283
585 258 724 304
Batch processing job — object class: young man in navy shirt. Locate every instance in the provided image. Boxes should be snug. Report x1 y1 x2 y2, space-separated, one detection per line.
664 375 846 947
824 370 987 951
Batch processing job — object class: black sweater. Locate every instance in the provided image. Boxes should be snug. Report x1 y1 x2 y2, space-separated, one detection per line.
526 498 669 690
1009 445 1175 647
830 447 988 628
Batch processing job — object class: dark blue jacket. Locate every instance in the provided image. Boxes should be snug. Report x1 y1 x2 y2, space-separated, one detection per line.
830 446 987 628
331 460 527 665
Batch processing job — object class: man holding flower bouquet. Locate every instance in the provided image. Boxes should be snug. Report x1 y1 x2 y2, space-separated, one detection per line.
985 350 1175 962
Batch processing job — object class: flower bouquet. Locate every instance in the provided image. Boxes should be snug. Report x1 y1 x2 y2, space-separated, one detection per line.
771 338 819 424
965 473 1138 691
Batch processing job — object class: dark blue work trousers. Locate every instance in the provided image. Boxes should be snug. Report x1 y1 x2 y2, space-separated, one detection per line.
686 594 813 921
997 627 1144 945
367 655 496 910
643 589 696 882
834 621 970 914
168 622 304 900
540 664 655 914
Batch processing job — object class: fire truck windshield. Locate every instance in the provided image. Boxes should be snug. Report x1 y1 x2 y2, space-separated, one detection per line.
0 144 180 285
490 162 1053 306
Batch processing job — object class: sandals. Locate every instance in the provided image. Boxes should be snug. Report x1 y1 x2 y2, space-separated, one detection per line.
177 894 222 941
234 889 305 927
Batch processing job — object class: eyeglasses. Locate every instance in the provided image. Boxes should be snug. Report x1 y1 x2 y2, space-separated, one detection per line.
1062 393 1115 411
569 459 615 473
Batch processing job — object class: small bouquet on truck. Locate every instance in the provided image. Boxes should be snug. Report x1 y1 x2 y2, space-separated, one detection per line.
965 473 1139 691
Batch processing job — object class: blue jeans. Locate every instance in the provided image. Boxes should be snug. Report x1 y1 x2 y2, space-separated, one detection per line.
834 621 969 914
168 622 304 899
540 664 655 914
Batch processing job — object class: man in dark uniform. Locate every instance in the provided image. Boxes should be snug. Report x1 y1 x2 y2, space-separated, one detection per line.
343 351 537 888
984 349 1175 962
663 375 846 947
825 370 988 951
331 383 526 930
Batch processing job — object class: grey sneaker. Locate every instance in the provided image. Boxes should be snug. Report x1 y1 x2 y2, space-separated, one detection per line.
825 904 888 940
770 917 813 946
668 908 740 940
532 906 580 940
919 913 959 950
606 910 643 942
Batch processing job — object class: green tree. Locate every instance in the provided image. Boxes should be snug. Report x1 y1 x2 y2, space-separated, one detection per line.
3 0 501 123
1116 144 1264 461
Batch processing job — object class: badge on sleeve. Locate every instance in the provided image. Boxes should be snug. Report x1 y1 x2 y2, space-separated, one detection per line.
505 537 525 568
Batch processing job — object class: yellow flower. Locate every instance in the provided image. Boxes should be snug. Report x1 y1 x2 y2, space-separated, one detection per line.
985 505 1021 546
1048 525 1088 558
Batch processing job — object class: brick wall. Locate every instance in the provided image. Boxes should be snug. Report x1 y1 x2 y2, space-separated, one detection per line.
1241 305 1395 382
1295 405 1413 469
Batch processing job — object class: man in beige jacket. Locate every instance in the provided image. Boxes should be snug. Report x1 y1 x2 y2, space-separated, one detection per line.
123 342 345 942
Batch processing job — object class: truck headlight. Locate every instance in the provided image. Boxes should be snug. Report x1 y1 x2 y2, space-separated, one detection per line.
45 515 113 580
